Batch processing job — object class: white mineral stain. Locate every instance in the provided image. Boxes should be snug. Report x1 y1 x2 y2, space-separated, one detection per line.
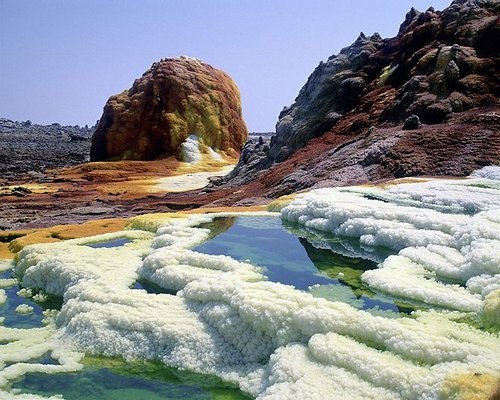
156 165 233 192
179 134 202 163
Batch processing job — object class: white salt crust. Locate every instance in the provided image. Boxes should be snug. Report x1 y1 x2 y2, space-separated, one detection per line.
282 167 500 315
178 133 225 164
0 279 17 289
179 134 202 163
207 146 223 161
15 304 34 315
0 260 13 273
0 317 83 399
156 165 234 193
5 170 500 399
471 165 500 180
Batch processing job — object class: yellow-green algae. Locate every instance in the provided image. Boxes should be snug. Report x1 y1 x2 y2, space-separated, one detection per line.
80 355 251 400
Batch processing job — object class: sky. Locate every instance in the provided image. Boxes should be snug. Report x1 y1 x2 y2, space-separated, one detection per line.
0 0 452 132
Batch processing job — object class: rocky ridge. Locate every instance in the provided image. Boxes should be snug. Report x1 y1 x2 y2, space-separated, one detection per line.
91 56 248 161
0 118 94 180
216 0 499 196
1 0 500 230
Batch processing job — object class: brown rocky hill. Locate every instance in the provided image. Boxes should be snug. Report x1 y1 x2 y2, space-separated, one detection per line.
204 0 499 203
90 56 247 161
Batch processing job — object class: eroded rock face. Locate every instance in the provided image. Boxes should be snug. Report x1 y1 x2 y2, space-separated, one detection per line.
90 57 247 161
224 0 499 190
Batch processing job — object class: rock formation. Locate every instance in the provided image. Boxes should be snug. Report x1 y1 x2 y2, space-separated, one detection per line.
90 56 247 161
218 0 499 197
0 118 94 180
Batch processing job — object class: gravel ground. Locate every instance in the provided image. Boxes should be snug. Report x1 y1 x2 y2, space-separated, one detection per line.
0 118 93 181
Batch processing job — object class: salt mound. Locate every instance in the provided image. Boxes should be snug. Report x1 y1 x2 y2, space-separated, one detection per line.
282 167 500 314
471 165 500 181
7 178 500 399
179 134 202 163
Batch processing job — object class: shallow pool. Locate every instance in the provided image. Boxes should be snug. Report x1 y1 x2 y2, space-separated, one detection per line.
0 268 49 328
13 359 249 400
194 216 409 314
2 215 424 399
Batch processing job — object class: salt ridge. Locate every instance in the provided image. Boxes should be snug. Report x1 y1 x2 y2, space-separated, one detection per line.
2 170 499 399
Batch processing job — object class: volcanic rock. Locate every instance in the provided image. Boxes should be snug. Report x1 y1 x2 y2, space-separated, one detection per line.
90 56 247 161
403 115 421 130
217 0 499 194
0 118 94 180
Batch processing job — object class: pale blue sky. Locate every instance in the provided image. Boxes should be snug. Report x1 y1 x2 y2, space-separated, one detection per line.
0 0 451 131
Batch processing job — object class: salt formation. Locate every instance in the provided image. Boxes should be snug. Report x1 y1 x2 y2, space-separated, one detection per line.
0 313 83 399
179 134 202 163
0 278 17 289
178 134 224 163
207 146 223 160
0 261 11 305
282 167 500 316
5 170 500 399
156 165 233 192
15 304 34 315
471 165 500 181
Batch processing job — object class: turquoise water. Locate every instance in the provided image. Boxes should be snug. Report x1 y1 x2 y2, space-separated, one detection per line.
13 363 248 400
194 216 403 314
0 268 47 328
4 215 409 399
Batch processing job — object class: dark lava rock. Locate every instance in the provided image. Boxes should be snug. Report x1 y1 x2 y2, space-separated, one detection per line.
217 0 500 191
403 115 421 130
11 186 32 197
0 118 94 180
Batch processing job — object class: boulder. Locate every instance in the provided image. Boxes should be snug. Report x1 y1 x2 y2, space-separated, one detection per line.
403 115 421 130
90 56 247 161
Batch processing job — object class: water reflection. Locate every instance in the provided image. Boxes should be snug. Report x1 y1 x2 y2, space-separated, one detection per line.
193 216 414 315
194 217 339 290
14 358 250 400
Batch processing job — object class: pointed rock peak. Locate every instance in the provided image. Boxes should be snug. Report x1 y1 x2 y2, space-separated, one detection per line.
409 6 419 17
353 32 368 47
356 32 367 42
399 6 421 34
371 32 382 41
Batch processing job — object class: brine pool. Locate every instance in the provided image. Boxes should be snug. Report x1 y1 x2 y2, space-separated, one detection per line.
0 216 457 398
